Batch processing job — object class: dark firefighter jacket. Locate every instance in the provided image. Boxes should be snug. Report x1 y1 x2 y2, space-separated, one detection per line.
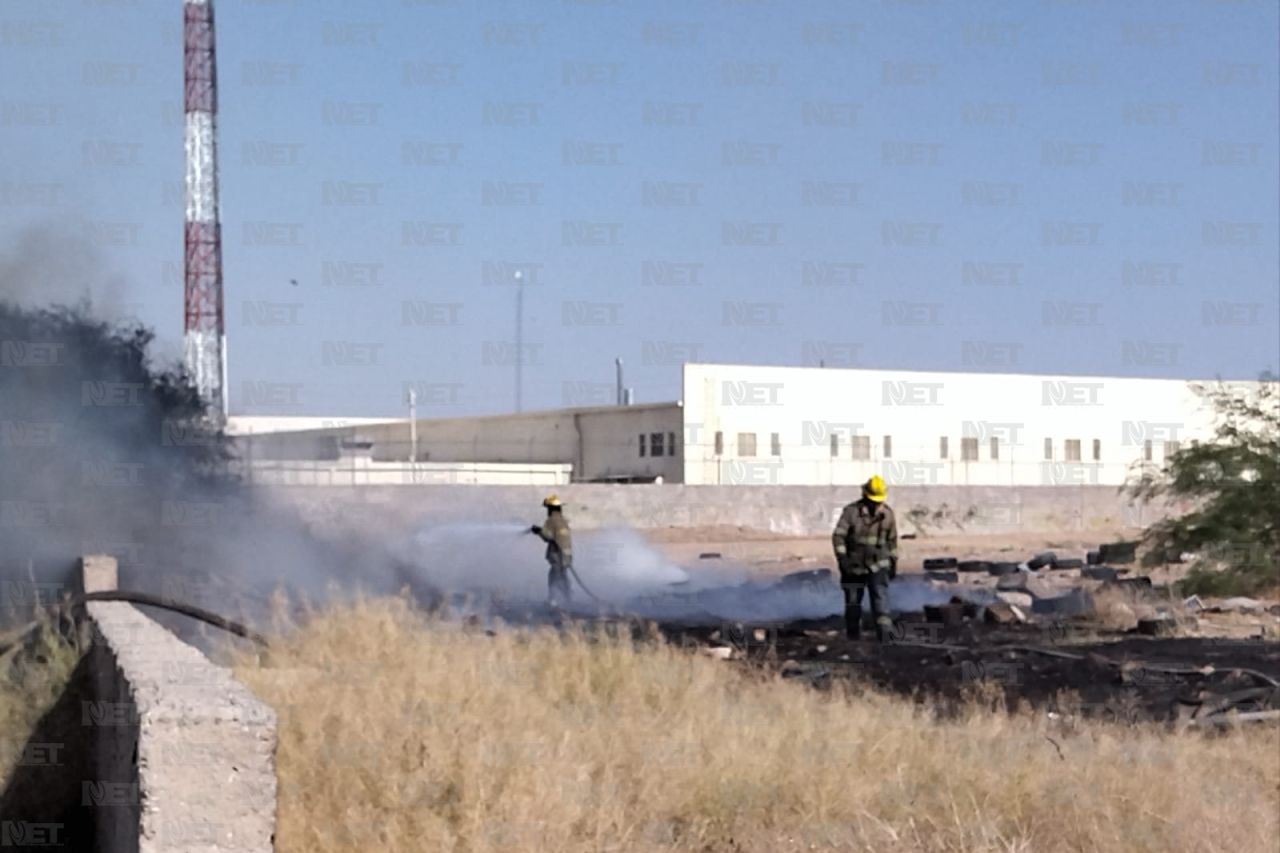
832 500 897 575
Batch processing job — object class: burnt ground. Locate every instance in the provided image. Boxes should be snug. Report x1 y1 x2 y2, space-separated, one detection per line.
660 614 1280 724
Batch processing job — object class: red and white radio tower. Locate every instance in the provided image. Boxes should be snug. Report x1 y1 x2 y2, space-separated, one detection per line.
183 0 227 420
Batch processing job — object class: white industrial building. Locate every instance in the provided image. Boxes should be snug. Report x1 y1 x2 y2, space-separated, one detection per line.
230 363 1241 487
228 403 680 485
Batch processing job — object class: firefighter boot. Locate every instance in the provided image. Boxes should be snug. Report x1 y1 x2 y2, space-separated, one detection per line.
844 607 862 640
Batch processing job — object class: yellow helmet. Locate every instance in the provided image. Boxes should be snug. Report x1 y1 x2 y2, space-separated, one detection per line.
862 475 887 502
542 494 563 508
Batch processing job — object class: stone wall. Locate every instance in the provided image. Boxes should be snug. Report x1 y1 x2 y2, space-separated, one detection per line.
271 483 1171 537
83 601 276 852
0 557 277 852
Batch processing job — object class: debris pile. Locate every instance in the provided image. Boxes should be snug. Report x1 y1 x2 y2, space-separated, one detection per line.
666 616 1280 724
649 537 1278 724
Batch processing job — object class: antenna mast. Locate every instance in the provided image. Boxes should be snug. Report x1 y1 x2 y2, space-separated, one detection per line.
183 0 227 421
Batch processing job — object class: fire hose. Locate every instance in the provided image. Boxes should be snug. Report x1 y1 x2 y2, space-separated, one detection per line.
526 526 604 605
566 563 603 605
0 590 269 656
75 590 269 646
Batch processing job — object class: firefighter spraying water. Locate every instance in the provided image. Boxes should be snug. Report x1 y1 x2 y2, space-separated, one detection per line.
527 494 606 607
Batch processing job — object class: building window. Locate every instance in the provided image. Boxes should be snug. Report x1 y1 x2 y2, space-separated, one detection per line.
883 435 892 458
851 435 870 460
1143 440 1152 462
668 432 677 457
830 434 839 458
737 432 757 457
650 432 664 457
961 437 979 461
990 437 999 460
1064 439 1081 462
1043 438 1053 461
1092 439 1101 461
939 436 949 459
714 431 724 456
770 432 781 457
638 433 646 457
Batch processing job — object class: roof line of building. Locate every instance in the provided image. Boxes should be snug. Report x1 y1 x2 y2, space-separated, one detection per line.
231 401 683 435
414 400 683 422
684 361 1262 384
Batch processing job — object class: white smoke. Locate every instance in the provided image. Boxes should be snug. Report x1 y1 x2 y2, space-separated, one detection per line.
397 522 691 605
394 517 993 625
393 520 1006 626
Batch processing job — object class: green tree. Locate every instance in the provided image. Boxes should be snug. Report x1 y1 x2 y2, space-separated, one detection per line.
1126 376 1279 596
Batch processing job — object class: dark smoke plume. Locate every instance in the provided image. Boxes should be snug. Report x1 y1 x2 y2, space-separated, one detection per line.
0 299 983 634
0 299 386 628
0 225 130 322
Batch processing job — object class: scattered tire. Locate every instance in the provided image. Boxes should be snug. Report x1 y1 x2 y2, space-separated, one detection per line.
958 560 991 573
987 562 1019 577
1105 575 1152 591
1030 588 1094 617
1081 566 1118 582
923 557 958 570
1051 558 1084 570
1098 541 1139 564
1086 550 1101 565
1137 615 1176 637
698 552 722 560
1026 551 1056 570
924 570 958 583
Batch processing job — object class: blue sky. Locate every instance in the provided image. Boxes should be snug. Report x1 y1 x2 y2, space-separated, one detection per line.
1 0 1277 417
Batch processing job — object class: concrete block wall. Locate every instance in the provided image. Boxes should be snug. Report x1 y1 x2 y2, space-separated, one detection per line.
241 458 573 486
85 601 277 852
0 557 278 852
273 483 1175 539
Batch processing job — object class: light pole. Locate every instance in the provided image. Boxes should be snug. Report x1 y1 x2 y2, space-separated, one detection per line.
514 269 524 413
406 387 418 473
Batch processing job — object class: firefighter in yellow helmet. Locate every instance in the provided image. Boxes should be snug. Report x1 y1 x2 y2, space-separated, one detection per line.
530 494 573 606
832 475 898 641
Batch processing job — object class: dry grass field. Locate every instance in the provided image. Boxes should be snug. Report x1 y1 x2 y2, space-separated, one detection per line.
235 597 1280 853
0 619 79 779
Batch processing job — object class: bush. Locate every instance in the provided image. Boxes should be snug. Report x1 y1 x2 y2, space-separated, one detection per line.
1128 376 1280 596
1176 566 1267 598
